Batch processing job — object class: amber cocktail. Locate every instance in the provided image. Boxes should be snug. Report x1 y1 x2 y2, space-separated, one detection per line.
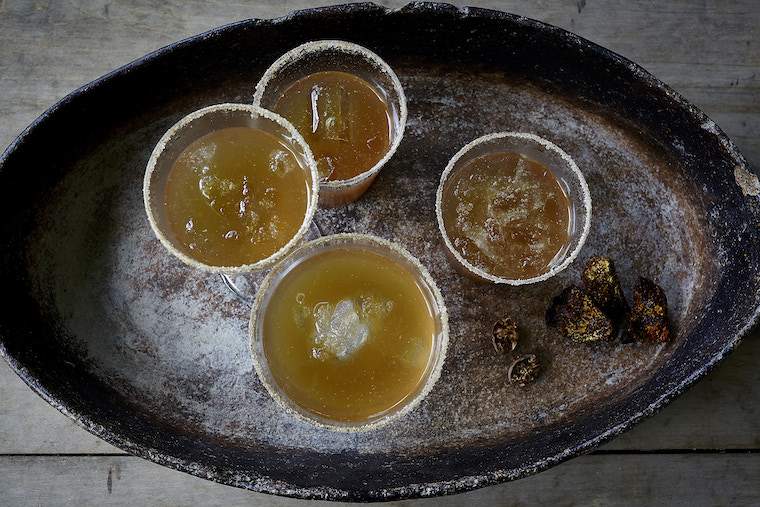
254 41 406 207
436 132 591 285
250 234 448 431
144 104 319 274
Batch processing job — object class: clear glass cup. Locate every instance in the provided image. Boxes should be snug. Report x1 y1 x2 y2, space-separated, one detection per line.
435 132 592 285
253 40 407 208
249 233 449 431
143 103 320 282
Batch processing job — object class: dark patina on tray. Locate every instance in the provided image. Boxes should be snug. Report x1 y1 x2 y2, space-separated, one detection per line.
1 2 759 502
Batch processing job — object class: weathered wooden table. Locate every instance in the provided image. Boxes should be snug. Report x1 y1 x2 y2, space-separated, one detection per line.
1 1 758 505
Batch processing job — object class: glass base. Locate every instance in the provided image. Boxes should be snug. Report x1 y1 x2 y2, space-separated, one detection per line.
220 219 323 304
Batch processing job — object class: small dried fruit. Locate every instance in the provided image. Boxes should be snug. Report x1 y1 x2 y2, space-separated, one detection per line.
508 354 541 386
628 277 671 342
582 256 629 321
492 317 518 353
546 285 613 343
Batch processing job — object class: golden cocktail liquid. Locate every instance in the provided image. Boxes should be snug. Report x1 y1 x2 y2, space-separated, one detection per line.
442 152 572 279
163 127 310 267
262 248 435 422
272 71 392 181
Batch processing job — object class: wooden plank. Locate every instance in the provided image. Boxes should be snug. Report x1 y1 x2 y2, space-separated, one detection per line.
0 0 758 457
0 454 758 506
603 330 760 450
1 0 760 503
1 0 758 165
0 361 122 454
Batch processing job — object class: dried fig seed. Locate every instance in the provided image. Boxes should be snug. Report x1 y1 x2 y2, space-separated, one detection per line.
508 353 541 386
492 317 518 353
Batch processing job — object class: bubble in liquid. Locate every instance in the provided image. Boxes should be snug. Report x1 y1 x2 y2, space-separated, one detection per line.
184 142 216 172
529 239 548 253
358 293 395 321
292 299 311 329
267 215 281 240
258 188 277 210
199 174 236 202
198 176 214 200
455 202 473 229
398 338 430 368
316 156 336 181
269 150 297 176
484 217 503 243
245 209 261 229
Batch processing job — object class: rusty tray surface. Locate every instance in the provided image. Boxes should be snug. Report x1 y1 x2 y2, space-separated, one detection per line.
1 2 759 502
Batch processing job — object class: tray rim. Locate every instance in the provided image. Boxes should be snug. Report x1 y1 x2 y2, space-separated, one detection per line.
1 1 758 501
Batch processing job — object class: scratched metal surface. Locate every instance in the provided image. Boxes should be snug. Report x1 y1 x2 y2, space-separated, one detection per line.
1 3 758 502
25 66 705 451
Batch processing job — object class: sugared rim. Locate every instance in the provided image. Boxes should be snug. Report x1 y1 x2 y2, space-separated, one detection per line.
252 40 408 190
248 233 449 432
435 132 593 285
143 103 320 274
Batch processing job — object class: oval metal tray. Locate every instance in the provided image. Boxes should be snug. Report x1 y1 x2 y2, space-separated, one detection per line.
1 2 759 502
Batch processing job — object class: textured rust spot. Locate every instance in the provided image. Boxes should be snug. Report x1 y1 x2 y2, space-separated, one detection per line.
734 165 760 197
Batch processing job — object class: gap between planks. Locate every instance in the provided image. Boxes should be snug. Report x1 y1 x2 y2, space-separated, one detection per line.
2 448 759 458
